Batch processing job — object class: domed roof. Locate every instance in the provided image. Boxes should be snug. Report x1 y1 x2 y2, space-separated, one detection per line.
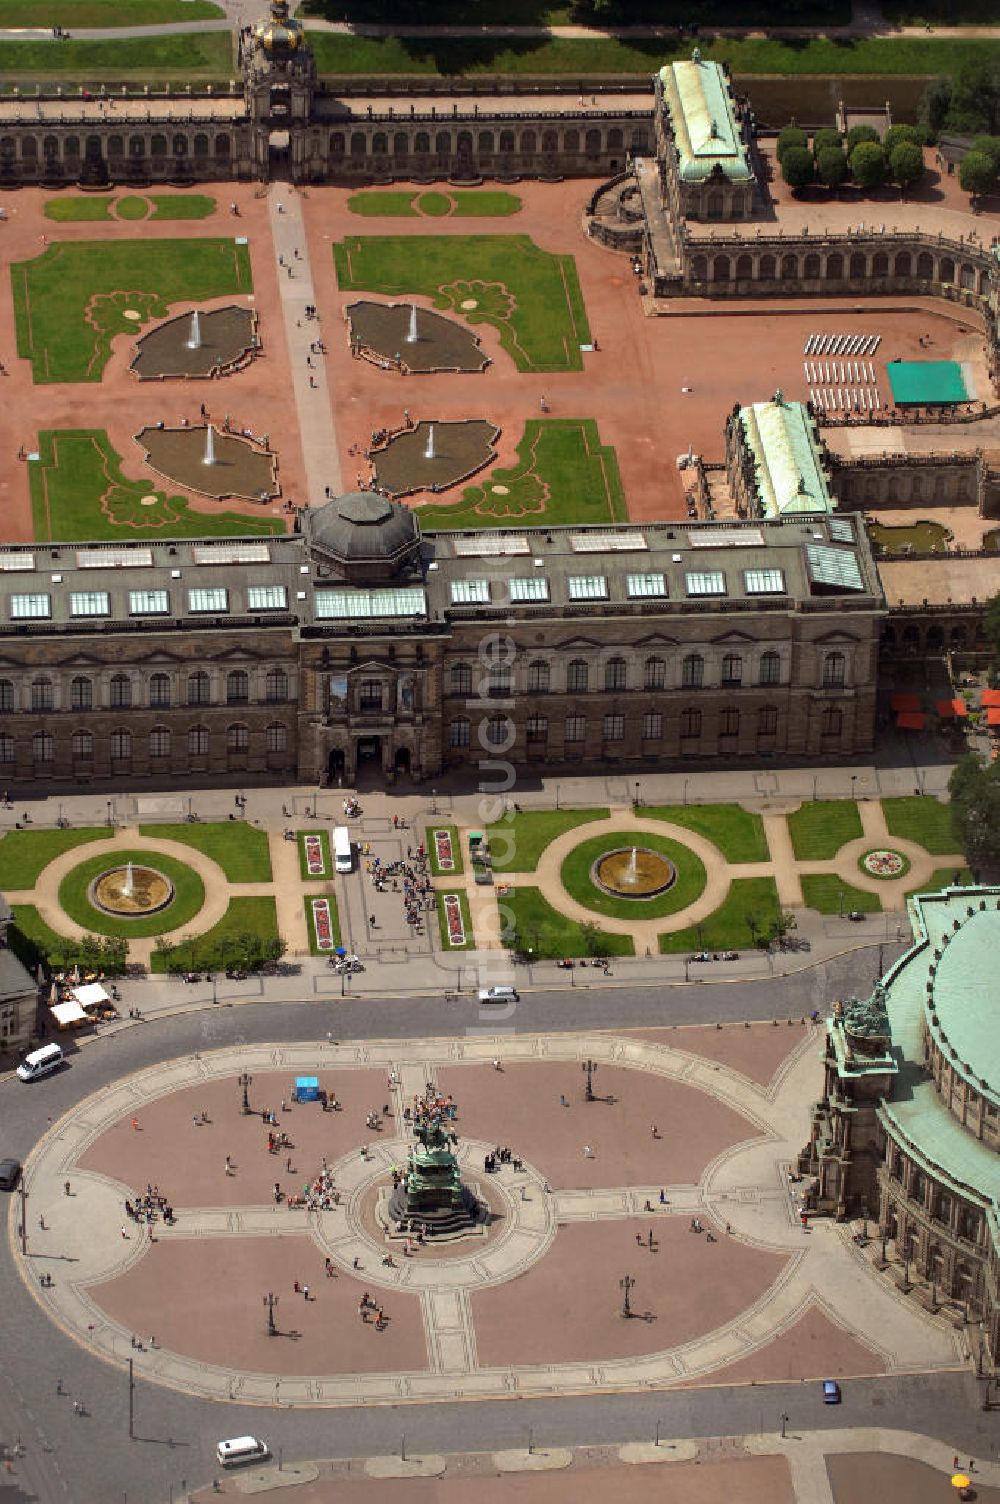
254 0 304 52
306 491 420 563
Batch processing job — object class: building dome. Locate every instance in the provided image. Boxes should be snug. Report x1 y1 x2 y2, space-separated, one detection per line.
253 0 305 53
305 491 421 578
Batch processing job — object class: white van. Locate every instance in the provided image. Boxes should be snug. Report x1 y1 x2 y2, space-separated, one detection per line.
478 985 519 1004
16 1043 63 1083
333 825 353 873
216 1435 270 1468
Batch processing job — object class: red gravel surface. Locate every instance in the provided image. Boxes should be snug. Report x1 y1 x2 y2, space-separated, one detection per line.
679 1304 886 1386
471 1215 787 1368
77 1068 389 1206
88 1236 428 1377
623 1022 810 1089
438 1060 760 1189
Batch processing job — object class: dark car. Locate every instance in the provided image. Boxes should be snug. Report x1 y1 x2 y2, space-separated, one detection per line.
0 1158 22 1191
822 1379 842 1404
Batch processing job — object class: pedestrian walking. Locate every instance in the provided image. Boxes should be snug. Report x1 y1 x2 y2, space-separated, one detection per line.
224 1155 233 1175
64 1181 71 1196
131 1117 140 1131
493 1057 502 1071
303 1284 310 1300
559 1094 567 1107
38 1215 46 1231
658 1188 666 1204
583 1145 594 1158
121 1225 129 1239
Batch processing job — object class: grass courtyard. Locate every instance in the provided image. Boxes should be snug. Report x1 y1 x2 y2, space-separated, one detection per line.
787 800 863 861
44 194 217 223
643 804 769 865
0 0 223 21
12 238 252 384
799 874 882 915
0 32 232 85
136 822 272 883
0 827 108 889
333 234 590 373
657 878 782 955
501 885 634 960
347 190 521 218
151 896 280 973
486 808 609 872
29 430 282 542
559 831 706 921
882 796 958 855
57 847 206 939
416 420 625 531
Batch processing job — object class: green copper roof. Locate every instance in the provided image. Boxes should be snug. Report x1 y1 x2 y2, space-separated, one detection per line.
659 52 752 184
738 394 835 517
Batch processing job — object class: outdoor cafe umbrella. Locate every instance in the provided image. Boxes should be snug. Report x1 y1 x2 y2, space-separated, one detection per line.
334 946 347 957
952 1477 972 1497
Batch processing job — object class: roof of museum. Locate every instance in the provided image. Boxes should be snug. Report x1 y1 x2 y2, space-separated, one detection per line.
876 888 1000 1215
0 512 882 637
659 51 751 184
738 394 836 518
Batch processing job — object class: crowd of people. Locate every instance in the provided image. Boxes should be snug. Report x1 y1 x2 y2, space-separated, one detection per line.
363 841 433 934
124 1184 173 1226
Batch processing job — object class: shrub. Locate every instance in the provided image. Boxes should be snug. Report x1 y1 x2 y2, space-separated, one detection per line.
812 126 843 157
776 125 808 162
781 145 815 188
883 123 920 156
816 145 849 188
959 150 998 198
972 135 1000 173
846 123 880 152
850 139 887 188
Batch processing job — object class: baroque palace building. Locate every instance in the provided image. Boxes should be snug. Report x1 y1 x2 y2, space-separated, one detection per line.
0 496 884 788
801 887 1000 1363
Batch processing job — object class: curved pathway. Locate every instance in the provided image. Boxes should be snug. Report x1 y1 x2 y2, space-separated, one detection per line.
13 1028 959 1410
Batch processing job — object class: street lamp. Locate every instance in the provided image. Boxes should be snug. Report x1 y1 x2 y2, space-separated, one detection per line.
211 974 217 1006
582 1058 598 1101
263 1291 279 1336
106 798 113 826
850 773 858 802
780 1412 789 1439
238 1071 253 1115
431 787 439 815
634 780 640 808
683 778 689 806
619 1272 635 1318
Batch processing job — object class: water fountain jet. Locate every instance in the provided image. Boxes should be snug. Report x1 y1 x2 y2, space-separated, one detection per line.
186 310 201 351
424 423 436 461
202 424 216 466
406 304 420 344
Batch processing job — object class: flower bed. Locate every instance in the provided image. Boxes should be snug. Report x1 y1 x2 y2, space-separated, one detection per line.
860 847 909 880
311 897 336 950
434 828 456 872
442 892 466 946
303 833 326 877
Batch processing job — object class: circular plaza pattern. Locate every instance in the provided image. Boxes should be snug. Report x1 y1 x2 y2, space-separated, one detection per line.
12 1029 961 1409
592 845 677 899
57 848 204 937
89 863 175 917
860 848 910 880
560 830 706 920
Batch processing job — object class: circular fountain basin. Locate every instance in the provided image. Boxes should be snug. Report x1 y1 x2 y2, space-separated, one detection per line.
591 847 676 899
88 865 175 917
346 301 488 374
135 424 278 502
372 419 499 498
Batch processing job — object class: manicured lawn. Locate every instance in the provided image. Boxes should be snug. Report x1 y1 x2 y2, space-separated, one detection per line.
57 847 205 938
334 234 590 372
787 800 862 860
882 796 958 855
416 419 625 530
560 831 706 921
436 889 474 950
347 189 522 218
644 804 769 864
486 808 609 872
418 191 453 217
137 822 272 883
29 430 283 541
308 32 999 78
44 196 113 222
501 885 634 960
116 195 150 220
151 896 279 972
0 827 108 889
347 190 419 217
450 190 521 217
800 874 882 915
298 829 332 881
12 237 251 384
10 904 72 965
427 825 464 877
304 892 342 955
658 877 782 954
0 0 223 22
905 865 972 903
0 31 232 82
150 194 217 221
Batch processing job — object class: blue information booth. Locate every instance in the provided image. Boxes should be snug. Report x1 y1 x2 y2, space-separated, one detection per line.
293 1076 320 1103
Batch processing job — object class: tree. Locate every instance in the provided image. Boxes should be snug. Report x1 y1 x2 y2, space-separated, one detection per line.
846 123 879 153
948 754 1000 870
889 141 925 193
781 146 815 188
812 127 843 158
948 58 1000 136
769 910 798 947
816 145 849 188
972 135 1000 174
959 150 998 200
776 125 808 162
919 75 952 137
883 124 920 156
850 140 887 189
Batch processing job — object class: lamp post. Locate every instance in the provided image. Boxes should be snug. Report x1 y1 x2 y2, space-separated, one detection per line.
634 780 640 809
106 798 113 827
850 773 858 802
683 777 689 806
211 974 217 1006
431 787 438 815
619 1272 635 1318
582 1058 598 1101
238 1071 253 1116
263 1291 279 1336
780 1412 789 1439
555 783 561 811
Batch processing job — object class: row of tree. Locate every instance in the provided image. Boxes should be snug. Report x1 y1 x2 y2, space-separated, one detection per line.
9 925 129 979
152 928 286 976
777 122 927 192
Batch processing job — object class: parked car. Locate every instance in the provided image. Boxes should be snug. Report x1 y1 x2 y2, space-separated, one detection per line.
822 1379 841 1404
0 1158 22 1191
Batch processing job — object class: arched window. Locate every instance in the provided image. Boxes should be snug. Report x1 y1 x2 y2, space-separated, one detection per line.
265 723 287 753
804 253 820 279
215 133 231 157
478 131 494 153
527 660 550 693
895 251 911 276
488 665 511 698
43 135 59 159
681 654 703 689
499 130 515 153
0 680 13 712
227 723 249 754
679 708 701 739
188 724 209 757
0 735 13 763
110 673 131 708
435 131 451 154
194 133 209 156
607 128 623 150
149 726 171 758
916 251 933 279
564 129 579 152
111 728 132 760
542 128 558 152
330 132 345 156
226 669 249 704
520 130 536 153
759 651 781 685
149 672 171 708
713 255 730 282
130 135 146 158
758 705 778 736
781 253 798 279
415 131 430 153
604 657 627 691
631 127 648 150
71 730 93 759
873 251 889 276
32 732 54 763
485 715 511 748
644 656 666 690
759 254 775 280
449 718 470 748
64 136 80 157
265 667 288 702
721 653 742 685
585 128 601 155
449 663 472 696
822 651 846 688
350 132 366 156
821 704 843 737
172 133 187 157
372 131 387 154
31 677 53 711
826 252 843 279
850 252 866 279
70 676 92 710
736 253 753 279
567 659 588 692
188 670 210 705
394 132 408 156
